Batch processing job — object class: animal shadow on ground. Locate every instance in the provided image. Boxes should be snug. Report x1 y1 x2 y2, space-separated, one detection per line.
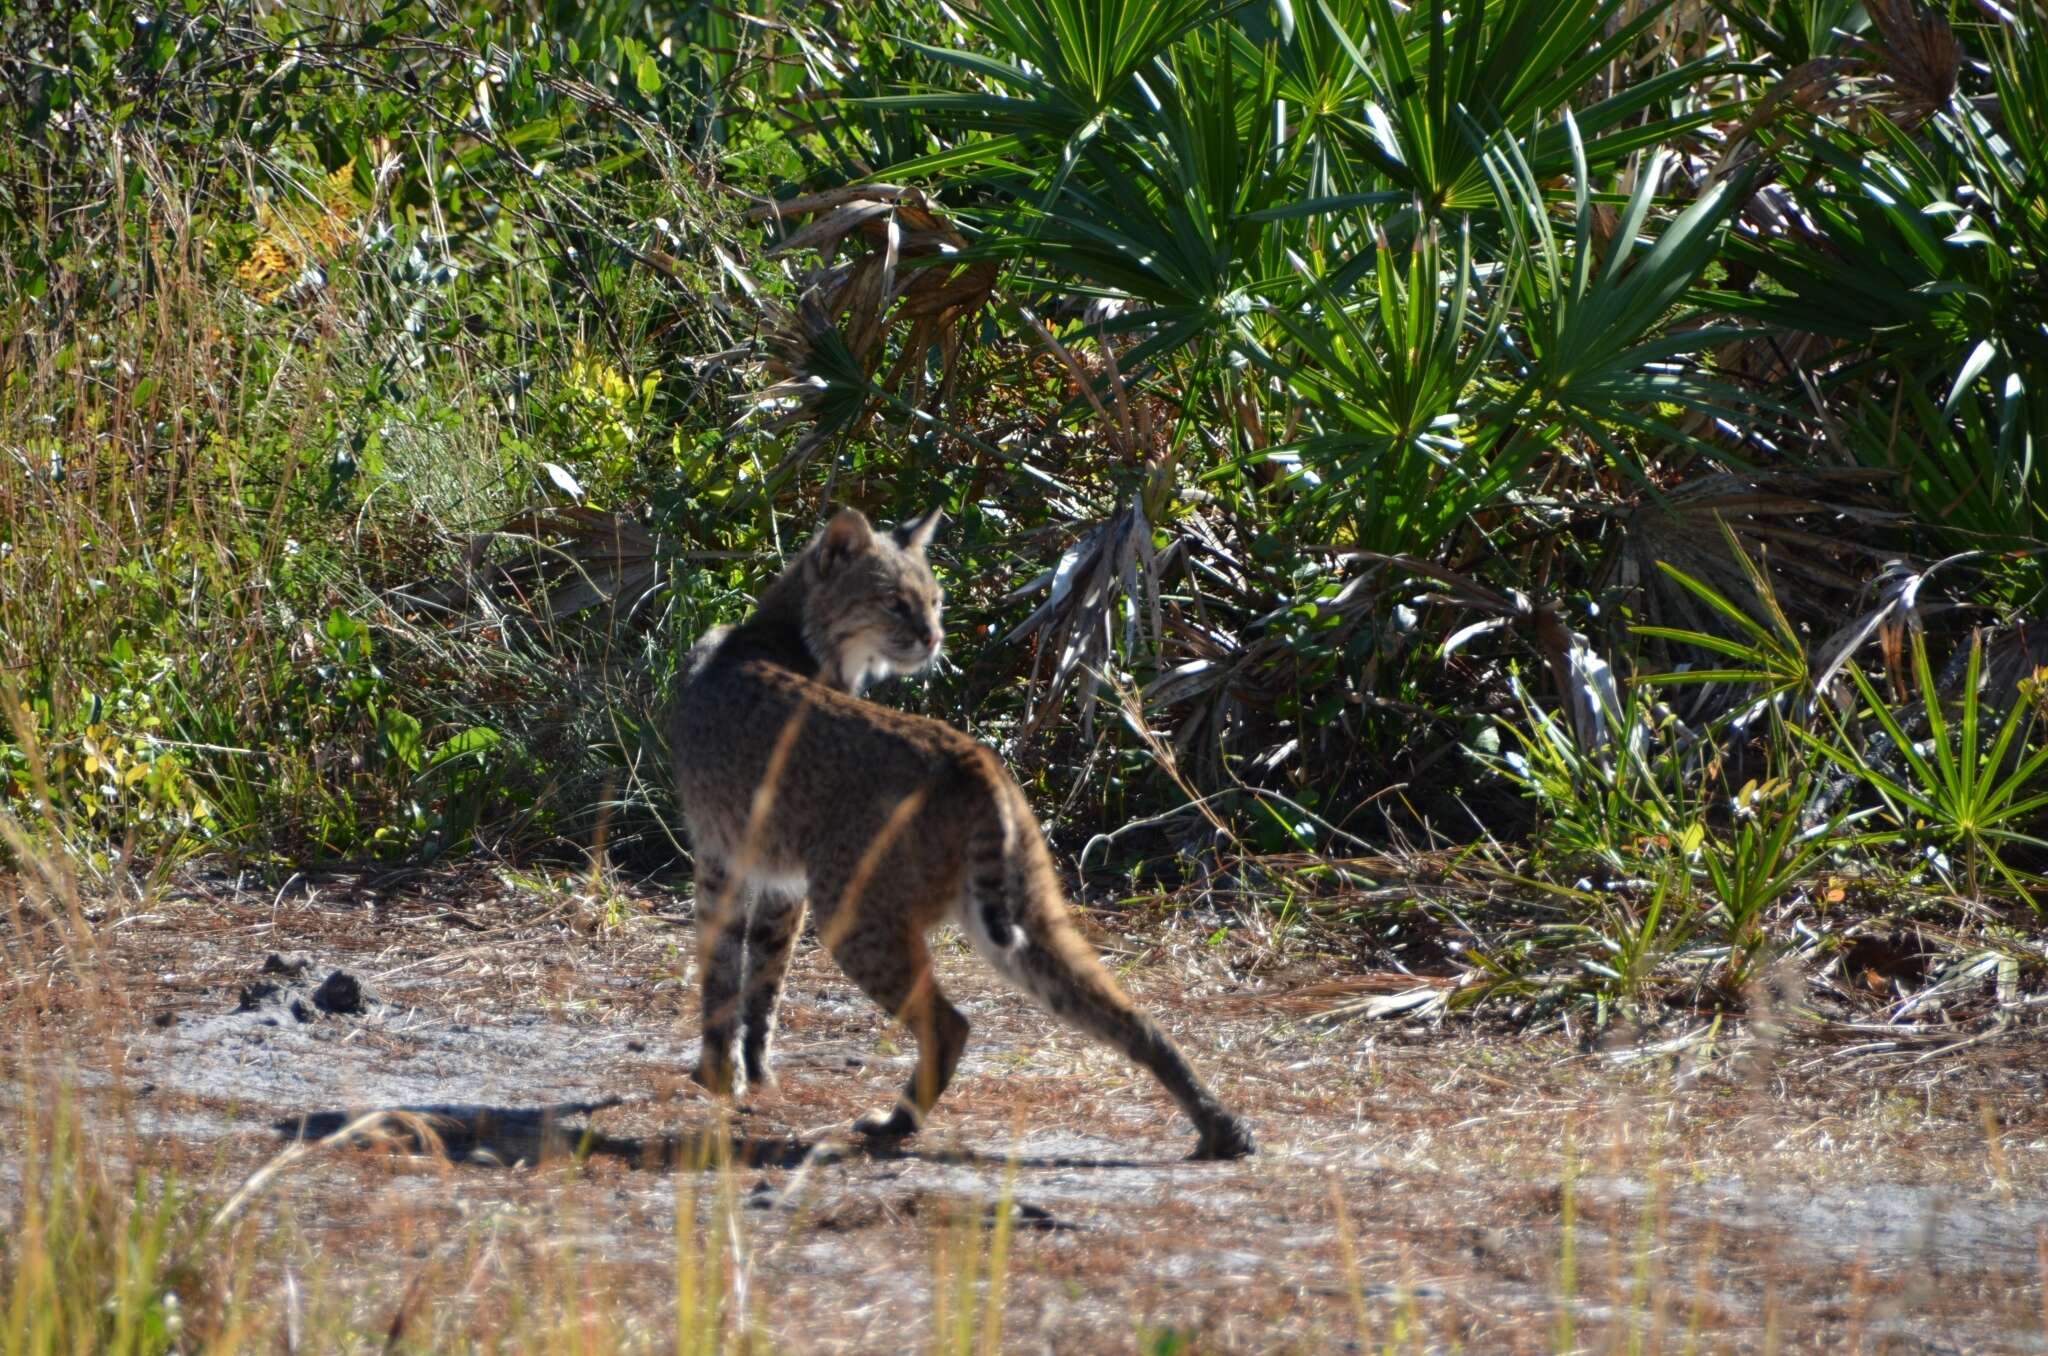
273 1100 1161 1173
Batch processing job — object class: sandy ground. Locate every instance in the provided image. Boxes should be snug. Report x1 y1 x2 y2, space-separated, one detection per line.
9 865 2048 1353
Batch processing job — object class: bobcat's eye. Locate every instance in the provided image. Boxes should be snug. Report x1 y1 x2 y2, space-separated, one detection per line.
891 597 916 620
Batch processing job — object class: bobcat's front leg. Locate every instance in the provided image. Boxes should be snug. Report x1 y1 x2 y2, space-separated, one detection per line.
692 856 746 1097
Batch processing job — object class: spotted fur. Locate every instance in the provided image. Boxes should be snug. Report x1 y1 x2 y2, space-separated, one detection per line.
669 508 1253 1160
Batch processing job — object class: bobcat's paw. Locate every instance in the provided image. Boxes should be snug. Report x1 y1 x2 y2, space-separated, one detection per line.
852 1104 920 1141
1190 1114 1256 1161
692 1047 738 1098
740 1036 779 1093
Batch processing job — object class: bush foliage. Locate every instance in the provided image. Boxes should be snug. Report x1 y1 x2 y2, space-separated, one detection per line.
5 0 2047 1008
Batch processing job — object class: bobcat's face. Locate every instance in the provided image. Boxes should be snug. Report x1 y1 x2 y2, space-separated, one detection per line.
803 508 946 694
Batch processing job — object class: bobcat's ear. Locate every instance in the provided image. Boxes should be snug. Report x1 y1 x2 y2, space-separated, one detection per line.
891 508 944 553
814 508 874 577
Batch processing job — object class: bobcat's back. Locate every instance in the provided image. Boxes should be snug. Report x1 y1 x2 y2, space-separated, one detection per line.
679 649 1069 948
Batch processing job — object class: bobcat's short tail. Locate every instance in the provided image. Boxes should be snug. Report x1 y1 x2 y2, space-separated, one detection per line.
964 795 1024 951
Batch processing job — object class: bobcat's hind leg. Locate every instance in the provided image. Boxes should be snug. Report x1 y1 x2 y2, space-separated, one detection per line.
691 856 746 1097
740 888 807 1090
993 930 1255 1161
827 923 969 1141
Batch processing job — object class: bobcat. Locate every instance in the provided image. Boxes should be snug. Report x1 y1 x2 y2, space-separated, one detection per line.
670 508 1254 1160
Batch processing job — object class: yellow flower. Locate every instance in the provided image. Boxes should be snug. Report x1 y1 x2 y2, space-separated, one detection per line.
235 163 362 302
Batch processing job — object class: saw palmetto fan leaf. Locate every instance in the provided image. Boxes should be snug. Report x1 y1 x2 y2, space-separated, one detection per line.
1599 469 1907 654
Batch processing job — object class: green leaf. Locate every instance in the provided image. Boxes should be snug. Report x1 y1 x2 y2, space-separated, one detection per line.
378 708 423 774
427 725 503 769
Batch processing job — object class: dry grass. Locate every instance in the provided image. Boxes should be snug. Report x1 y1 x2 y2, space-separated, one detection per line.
5 861 2047 1353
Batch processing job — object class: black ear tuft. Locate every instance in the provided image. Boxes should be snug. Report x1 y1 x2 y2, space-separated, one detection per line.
891 508 945 553
814 508 875 577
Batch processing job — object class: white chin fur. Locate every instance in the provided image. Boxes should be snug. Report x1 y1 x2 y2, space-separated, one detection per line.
843 641 934 696
834 637 888 697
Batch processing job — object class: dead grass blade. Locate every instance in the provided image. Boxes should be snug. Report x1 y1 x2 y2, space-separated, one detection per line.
1207 973 1456 1022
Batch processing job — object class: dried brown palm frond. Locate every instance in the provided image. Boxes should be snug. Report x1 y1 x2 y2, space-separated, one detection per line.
746 186 998 468
1806 550 1980 705
1814 555 2048 729
484 506 668 625
1971 619 2048 711
1005 492 1183 744
1000 309 1200 745
403 507 704 634
1597 468 1906 668
1388 555 1635 758
1711 58 1859 186
1858 0 1961 130
1142 541 1622 790
1707 327 1844 409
